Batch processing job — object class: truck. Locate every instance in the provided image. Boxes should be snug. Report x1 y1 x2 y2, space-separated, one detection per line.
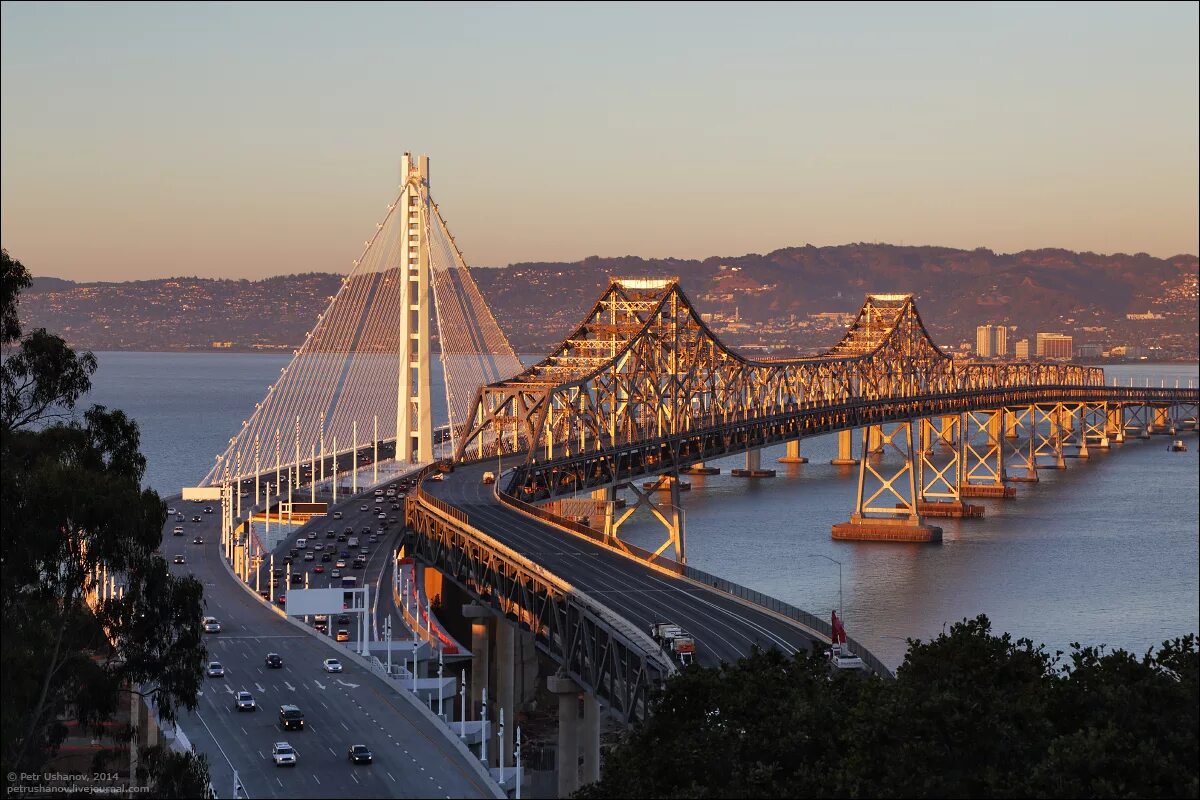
650 622 696 666
481 471 496 485
826 642 867 672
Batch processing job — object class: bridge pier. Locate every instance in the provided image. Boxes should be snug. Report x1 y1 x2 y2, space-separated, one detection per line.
547 674 581 798
732 447 776 477
1107 404 1125 443
778 439 808 464
831 429 860 465
959 410 1014 500
581 692 602 786
832 421 942 542
496 620 515 770
1033 405 1066 469
463 604 491 725
680 461 720 475
1151 406 1172 434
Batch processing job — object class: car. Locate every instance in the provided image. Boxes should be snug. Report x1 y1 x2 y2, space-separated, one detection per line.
374 489 383 497
337 613 351 625
272 741 297 766
173 526 184 536
361 526 372 535
290 572 304 584
206 661 224 677
272 567 285 578
312 543 324 551
352 558 366 569
192 515 202 523
258 589 270 599
193 535 204 544
389 516 398 523
430 472 444 481
348 744 373 764
276 594 286 606
278 704 305 730
175 514 185 522
321 553 331 562
288 549 299 559
325 530 336 539
335 559 347 568
203 506 214 514
303 552 314 561
235 691 256 711
173 554 186 564
332 511 342 519
372 532 381 541
264 653 283 669
360 504 369 512
313 620 328 633
330 569 341 578
377 512 386 520
313 565 324 574
322 658 343 673
359 549 370 557
314 614 328 622
335 629 350 642
202 616 221 633
167 507 177 514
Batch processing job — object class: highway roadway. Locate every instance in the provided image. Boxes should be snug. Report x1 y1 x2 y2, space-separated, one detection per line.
164 496 494 799
423 460 825 668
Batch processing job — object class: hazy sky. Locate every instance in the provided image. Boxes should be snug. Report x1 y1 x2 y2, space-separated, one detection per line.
2 2 1197 282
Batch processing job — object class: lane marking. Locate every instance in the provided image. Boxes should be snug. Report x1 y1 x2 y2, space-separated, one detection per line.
388 771 396 782
313 679 326 690
283 681 296 691
255 682 265 693
340 721 350 731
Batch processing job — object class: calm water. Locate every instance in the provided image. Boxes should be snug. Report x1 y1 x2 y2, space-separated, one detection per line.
86 353 1199 668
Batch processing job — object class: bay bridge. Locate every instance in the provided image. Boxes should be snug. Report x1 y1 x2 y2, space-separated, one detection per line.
198 154 1198 797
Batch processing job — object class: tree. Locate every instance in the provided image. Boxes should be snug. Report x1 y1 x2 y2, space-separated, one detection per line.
577 616 1199 799
0 248 209 787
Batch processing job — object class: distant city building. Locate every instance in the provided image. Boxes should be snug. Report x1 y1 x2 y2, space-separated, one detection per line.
211 341 234 349
1125 311 1165 320
1109 344 1150 359
1036 333 1073 360
975 324 1007 358
1075 343 1104 359
1014 338 1030 359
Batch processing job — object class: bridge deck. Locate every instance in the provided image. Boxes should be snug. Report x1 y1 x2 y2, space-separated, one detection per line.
425 460 826 668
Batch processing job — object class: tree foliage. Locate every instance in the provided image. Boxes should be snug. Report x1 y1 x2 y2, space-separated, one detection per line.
0 249 209 786
578 616 1198 799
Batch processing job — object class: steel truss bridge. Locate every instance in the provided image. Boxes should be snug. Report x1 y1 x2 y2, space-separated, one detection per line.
207 156 1199 726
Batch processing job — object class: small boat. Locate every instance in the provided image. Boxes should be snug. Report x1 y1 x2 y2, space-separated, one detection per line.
1168 440 1187 452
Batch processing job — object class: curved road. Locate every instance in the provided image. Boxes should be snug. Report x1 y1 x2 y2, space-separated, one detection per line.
164 497 493 799
424 460 825 668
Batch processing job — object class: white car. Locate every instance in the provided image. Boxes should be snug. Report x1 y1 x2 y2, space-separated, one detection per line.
322 658 343 673
202 616 221 633
272 741 297 766
206 661 224 677
235 691 256 711
360 504 369 512
167 507 177 515
332 511 342 519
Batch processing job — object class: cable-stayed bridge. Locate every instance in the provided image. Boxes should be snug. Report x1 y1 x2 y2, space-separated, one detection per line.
201 155 1198 795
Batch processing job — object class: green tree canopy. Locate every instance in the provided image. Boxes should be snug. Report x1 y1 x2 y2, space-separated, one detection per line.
1 248 210 793
578 616 1198 799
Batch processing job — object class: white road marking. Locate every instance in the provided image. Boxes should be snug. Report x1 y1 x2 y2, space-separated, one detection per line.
340 721 350 731
312 774 320 785
319 699 329 709
335 679 360 689
276 778 282 787
240 727 247 736
328 747 336 756
258 750 265 760
313 679 326 690
283 681 296 691
351 773 360 784
255 683 265 693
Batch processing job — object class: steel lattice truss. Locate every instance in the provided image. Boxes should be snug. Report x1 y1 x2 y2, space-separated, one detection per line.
454 278 1104 465
404 471 674 724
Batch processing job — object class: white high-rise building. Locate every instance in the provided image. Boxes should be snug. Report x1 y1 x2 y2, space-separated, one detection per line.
975 324 1007 358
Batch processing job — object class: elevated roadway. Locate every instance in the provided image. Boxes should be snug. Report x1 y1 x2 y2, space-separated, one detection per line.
422 460 826 668
164 500 495 799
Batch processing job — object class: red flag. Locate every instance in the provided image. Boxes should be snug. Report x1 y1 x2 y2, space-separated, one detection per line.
831 610 847 645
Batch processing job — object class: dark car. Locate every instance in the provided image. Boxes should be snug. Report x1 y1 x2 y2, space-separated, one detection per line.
325 530 336 539
348 744 373 764
279 704 304 731
172 554 186 564
337 613 351 625
265 653 283 669
352 558 366 569
203 506 214 514
192 515 202 523
193 535 204 544
321 553 332 562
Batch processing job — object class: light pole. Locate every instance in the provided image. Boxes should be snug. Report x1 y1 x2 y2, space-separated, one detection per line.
807 553 842 620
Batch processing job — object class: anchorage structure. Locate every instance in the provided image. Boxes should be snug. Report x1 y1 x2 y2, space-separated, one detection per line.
203 153 521 487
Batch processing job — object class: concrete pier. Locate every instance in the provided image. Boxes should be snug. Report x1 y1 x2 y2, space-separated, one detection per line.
831 429 859 465
778 439 808 464
547 675 580 797
732 447 776 477
680 462 720 475
832 515 942 543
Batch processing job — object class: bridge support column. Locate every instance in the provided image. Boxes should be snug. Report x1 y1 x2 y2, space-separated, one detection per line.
733 447 776 477
680 461 720 475
832 421 942 542
778 439 808 464
960 410 1014 500
916 417 979 516
397 153 434 464
831 429 859 465
611 476 687 564
1033 405 1066 470
463 604 491 724
1107 405 1125 443
867 425 885 455
496 621 515 770
1152 406 1172 434
1082 403 1110 449
936 415 958 447
591 487 616 539
547 674 580 798
581 692 602 786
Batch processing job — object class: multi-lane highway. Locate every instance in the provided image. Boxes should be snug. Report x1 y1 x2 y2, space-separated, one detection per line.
424 460 824 668
164 494 495 799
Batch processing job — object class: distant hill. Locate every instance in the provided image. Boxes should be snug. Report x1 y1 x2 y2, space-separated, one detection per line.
15 244 1198 359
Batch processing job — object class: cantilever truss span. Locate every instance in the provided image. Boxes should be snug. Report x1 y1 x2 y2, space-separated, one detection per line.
453 278 1104 464
202 158 522 487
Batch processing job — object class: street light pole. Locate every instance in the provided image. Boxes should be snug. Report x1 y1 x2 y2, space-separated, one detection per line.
807 553 843 620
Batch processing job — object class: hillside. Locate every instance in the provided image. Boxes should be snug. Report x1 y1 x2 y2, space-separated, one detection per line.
15 244 1198 359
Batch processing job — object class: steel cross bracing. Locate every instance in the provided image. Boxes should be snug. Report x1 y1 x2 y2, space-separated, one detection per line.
403 467 675 725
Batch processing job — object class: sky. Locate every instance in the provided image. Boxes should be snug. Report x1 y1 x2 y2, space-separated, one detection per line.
1 1 1197 282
